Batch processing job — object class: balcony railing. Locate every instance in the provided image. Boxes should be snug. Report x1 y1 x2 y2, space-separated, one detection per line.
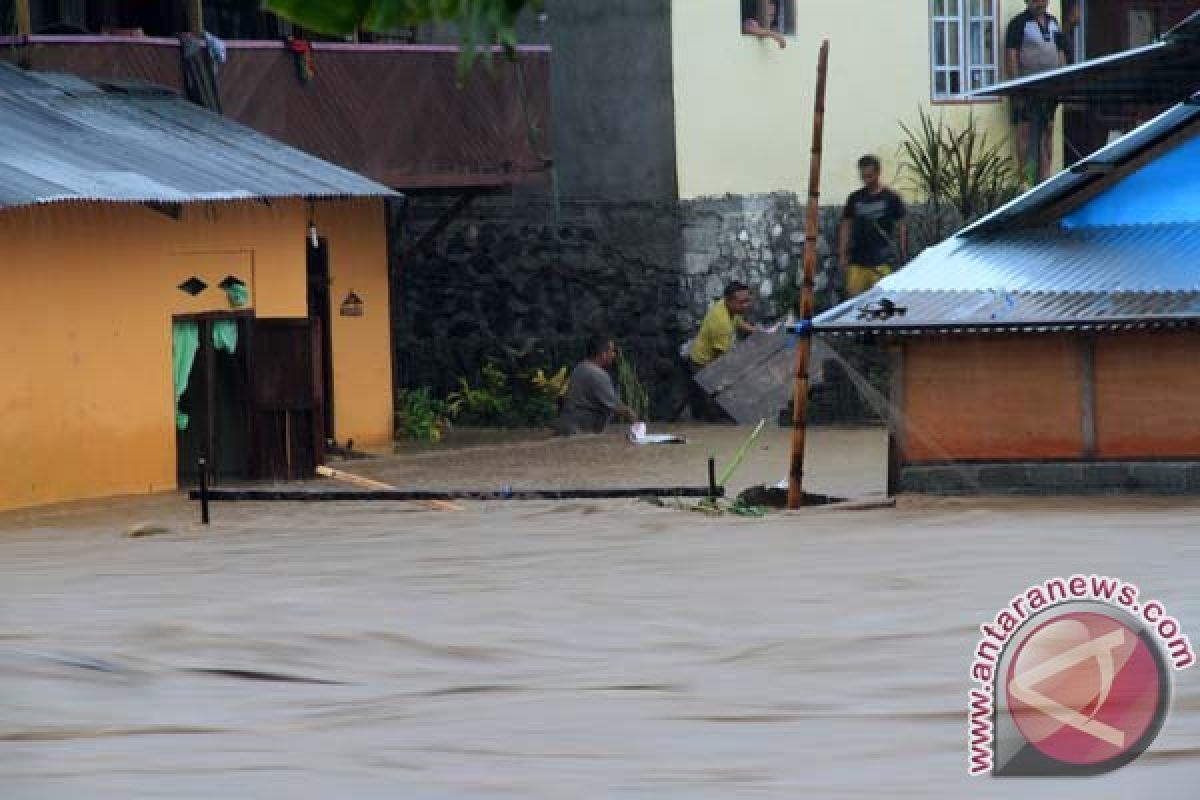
0 35 551 190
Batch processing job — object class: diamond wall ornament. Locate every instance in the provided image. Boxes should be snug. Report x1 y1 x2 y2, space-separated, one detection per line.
178 276 208 296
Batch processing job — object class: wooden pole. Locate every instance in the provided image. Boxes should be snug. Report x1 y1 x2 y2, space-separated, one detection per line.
14 0 31 35
787 40 830 510
187 0 203 35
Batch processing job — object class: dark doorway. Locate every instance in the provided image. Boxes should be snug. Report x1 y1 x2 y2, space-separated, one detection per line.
307 238 336 443
176 314 253 486
249 318 326 481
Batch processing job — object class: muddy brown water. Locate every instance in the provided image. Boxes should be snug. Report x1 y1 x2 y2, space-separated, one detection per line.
2 426 1199 798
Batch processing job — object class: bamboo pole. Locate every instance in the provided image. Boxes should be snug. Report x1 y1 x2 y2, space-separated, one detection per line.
14 0 31 35
787 40 830 510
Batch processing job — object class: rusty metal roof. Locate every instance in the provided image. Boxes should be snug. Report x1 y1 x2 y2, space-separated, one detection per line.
0 39 552 190
0 64 397 209
814 224 1200 335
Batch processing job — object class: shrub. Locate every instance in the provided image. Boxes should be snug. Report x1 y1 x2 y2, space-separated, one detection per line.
396 387 451 442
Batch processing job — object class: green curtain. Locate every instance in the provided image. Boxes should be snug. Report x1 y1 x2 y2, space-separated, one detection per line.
212 319 238 354
172 321 200 431
224 281 249 308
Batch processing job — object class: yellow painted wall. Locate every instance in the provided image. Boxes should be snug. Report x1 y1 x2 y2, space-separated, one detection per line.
0 197 392 512
313 198 394 448
671 0 1063 201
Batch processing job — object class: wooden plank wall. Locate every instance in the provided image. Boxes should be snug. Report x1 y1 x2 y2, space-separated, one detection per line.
899 330 1200 464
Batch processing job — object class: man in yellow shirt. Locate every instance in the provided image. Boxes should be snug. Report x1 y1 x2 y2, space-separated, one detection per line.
688 281 755 420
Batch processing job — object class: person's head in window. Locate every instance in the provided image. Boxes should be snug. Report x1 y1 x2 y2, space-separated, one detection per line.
858 155 883 193
742 0 786 48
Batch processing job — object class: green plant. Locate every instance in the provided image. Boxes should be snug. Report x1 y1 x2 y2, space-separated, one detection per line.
396 387 451 442
528 365 569 403
266 0 544 75
616 352 650 422
943 112 1021 223
446 359 569 428
446 361 515 426
898 108 1020 245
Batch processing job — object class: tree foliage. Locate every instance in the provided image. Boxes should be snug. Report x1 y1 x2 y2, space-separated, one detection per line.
266 0 543 71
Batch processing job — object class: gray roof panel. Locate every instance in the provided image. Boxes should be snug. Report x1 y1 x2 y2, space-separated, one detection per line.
814 224 1200 335
0 64 397 209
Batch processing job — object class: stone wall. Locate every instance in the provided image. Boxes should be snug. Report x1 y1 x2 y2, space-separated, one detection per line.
678 193 845 324
393 190 939 421
394 193 692 419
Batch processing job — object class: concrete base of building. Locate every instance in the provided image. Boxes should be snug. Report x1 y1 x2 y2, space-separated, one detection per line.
900 462 1200 495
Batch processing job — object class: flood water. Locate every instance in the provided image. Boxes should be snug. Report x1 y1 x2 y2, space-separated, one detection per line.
2 426 1199 798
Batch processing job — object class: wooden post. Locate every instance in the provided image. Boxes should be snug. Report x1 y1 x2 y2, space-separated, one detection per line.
14 0 31 35
787 40 830 510
187 0 203 34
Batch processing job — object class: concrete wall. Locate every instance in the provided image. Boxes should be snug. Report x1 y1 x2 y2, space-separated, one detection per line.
671 0 1062 201
547 0 678 202
0 197 392 512
313 198 395 448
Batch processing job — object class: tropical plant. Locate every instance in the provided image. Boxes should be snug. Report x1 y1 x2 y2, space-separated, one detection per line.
898 108 1020 245
528 365 569 403
396 387 451 442
446 360 515 425
616 351 650 422
943 112 1022 223
265 0 543 73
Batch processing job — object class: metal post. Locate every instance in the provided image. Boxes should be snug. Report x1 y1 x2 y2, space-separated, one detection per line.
707 457 718 502
787 41 831 510
198 457 210 525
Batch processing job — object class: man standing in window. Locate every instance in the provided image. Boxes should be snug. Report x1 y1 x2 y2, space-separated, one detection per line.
1006 0 1067 185
838 155 908 298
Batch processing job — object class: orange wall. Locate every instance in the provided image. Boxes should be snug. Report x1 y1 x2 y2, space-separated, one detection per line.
902 336 1084 462
0 197 392 512
1095 331 1200 458
313 198 394 447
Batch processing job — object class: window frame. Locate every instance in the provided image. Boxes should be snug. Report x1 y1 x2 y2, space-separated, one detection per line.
929 0 1002 104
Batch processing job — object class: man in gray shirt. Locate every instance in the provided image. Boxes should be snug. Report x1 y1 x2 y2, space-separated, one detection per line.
1006 0 1067 185
551 335 638 436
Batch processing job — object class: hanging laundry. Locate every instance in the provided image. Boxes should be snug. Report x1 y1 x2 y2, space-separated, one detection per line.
287 37 316 83
204 32 228 72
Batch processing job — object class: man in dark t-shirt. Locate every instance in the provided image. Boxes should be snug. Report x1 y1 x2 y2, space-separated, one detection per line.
1006 0 1067 185
838 155 908 297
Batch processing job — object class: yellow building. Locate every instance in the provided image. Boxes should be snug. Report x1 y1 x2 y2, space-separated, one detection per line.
672 0 1064 201
0 66 397 512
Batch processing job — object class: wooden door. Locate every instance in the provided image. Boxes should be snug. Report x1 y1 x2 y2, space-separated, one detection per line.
249 318 326 481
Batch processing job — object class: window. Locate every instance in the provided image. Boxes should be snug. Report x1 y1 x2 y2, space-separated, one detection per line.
930 0 999 100
740 0 797 37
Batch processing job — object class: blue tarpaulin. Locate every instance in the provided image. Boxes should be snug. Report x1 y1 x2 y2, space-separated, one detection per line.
1064 134 1200 229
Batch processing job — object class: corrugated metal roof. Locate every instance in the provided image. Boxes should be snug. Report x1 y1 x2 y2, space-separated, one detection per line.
814 225 1200 335
972 11 1200 104
961 97 1200 236
882 225 1200 292
0 64 397 209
